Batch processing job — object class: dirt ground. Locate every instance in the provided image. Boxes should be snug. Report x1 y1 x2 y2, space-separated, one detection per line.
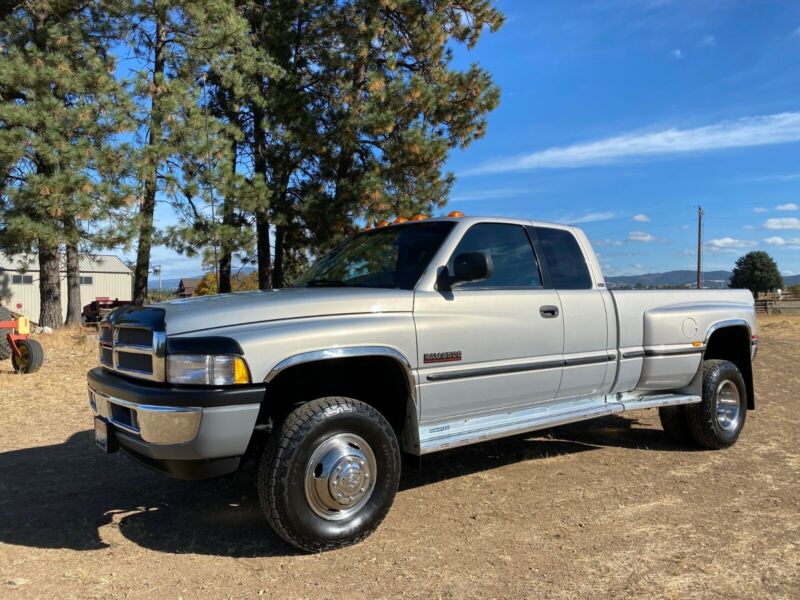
0 317 798 600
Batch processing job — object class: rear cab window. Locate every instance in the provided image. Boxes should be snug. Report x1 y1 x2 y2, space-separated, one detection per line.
533 227 593 290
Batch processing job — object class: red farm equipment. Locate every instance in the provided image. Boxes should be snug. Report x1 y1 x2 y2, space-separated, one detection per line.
0 307 44 374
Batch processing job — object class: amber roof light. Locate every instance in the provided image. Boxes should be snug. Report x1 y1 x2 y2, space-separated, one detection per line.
411 214 428 221
447 210 464 218
394 216 409 224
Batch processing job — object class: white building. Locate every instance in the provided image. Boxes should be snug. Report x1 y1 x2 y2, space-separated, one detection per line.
0 253 133 322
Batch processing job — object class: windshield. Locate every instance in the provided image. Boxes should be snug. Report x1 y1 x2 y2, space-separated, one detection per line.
294 221 455 290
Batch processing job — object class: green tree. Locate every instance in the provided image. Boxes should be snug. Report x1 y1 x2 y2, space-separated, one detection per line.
0 1 132 327
200 0 502 289
729 251 784 296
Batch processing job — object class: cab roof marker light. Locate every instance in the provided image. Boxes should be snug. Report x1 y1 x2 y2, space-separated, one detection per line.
447 210 464 218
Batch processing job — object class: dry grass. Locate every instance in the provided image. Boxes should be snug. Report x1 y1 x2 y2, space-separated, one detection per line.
0 319 798 599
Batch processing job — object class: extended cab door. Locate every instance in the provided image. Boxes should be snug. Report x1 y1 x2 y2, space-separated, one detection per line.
532 226 615 399
413 222 564 423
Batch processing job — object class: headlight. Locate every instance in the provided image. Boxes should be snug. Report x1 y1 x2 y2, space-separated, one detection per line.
167 354 251 385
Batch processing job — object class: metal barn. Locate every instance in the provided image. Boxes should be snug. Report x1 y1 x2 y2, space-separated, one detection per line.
0 253 133 323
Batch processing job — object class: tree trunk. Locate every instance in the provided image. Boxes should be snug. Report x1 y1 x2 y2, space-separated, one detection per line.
64 241 82 326
218 138 237 294
132 17 165 305
272 225 285 288
38 243 62 328
252 105 271 290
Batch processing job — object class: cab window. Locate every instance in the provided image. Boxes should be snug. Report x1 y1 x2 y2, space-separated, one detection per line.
534 227 593 290
449 223 542 289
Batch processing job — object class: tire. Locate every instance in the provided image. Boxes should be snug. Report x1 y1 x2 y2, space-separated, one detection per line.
12 339 44 373
685 359 747 449
0 306 12 360
658 405 691 444
258 397 401 552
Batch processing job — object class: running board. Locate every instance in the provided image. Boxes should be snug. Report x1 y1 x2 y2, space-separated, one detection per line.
418 393 700 454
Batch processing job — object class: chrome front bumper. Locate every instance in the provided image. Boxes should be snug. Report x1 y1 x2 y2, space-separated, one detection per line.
89 387 201 445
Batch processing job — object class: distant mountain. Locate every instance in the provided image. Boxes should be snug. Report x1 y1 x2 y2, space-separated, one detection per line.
605 270 732 289
606 270 800 289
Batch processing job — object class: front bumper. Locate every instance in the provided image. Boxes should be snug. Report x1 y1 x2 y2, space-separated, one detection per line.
87 367 264 478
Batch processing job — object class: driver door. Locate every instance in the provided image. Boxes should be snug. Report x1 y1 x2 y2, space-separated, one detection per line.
413 222 564 423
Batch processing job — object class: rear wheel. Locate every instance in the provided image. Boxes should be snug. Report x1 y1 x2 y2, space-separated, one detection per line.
258 397 401 552
11 339 44 373
686 359 747 449
0 306 12 360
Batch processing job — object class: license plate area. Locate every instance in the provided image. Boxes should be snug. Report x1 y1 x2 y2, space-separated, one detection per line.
94 417 118 453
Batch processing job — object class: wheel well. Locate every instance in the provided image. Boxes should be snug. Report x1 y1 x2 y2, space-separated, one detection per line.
259 355 412 434
705 325 754 409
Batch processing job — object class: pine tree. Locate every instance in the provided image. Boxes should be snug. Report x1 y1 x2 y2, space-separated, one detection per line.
231 0 503 287
0 1 132 327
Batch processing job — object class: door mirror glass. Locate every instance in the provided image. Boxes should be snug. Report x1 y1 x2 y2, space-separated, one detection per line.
449 251 493 287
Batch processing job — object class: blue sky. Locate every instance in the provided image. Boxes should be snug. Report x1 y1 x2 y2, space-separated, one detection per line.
146 0 800 279
443 0 800 277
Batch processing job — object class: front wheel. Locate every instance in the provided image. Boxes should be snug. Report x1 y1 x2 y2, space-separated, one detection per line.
258 397 401 552
686 359 748 449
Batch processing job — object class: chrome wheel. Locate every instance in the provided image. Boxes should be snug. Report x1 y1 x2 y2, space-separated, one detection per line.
715 380 741 432
304 433 377 521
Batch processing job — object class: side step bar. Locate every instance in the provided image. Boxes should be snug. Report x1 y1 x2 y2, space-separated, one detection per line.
418 393 700 454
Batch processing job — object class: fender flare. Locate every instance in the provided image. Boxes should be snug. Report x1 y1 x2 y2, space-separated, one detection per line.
264 346 421 453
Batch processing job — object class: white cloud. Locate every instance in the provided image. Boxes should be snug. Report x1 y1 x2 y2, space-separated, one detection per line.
706 237 754 250
753 207 768 213
631 214 650 222
672 49 684 59
449 188 527 202
741 172 800 182
593 238 624 247
563 211 616 224
764 217 800 230
463 112 800 175
765 236 800 247
628 231 656 243
777 203 799 211
699 35 716 47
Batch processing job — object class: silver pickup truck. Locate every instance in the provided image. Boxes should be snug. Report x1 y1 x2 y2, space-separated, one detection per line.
87 215 757 551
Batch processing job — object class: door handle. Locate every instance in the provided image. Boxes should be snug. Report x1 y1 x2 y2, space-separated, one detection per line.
539 305 559 318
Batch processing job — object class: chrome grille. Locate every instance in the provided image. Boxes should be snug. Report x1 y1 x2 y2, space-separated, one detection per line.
99 323 166 382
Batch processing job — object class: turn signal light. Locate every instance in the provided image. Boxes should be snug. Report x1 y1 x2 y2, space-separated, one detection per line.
447 210 464 218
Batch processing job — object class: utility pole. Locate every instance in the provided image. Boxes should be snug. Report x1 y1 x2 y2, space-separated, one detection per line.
696 206 704 289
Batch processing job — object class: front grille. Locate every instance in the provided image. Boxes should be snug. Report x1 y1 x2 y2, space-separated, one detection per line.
99 322 165 382
117 351 153 374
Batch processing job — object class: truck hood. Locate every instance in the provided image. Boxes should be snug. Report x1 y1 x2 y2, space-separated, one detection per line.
157 287 414 335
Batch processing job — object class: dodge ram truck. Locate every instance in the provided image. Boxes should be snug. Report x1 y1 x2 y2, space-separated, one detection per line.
87 215 757 551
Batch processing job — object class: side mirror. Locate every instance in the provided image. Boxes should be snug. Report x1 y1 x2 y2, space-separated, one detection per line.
438 251 493 290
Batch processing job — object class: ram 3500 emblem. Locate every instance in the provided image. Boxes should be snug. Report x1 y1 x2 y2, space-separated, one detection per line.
424 351 462 364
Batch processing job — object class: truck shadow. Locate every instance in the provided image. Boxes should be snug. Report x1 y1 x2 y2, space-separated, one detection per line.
0 414 692 557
